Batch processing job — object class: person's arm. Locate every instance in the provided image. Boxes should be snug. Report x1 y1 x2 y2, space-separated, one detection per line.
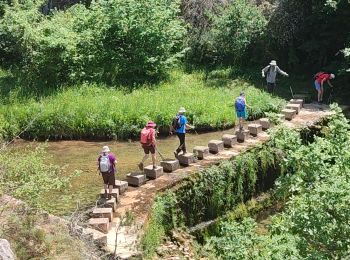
327 80 334 88
277 66 289 77
151 129 156 146
262 66 269 77
97 156 100 172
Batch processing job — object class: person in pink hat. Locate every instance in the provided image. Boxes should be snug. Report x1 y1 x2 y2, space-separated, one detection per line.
138 121 157 170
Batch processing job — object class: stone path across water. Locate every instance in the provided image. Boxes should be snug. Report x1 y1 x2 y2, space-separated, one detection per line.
84 102 332 259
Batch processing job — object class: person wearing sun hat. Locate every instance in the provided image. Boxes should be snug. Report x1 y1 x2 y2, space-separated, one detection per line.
261 60 289 94
138 121 157 170
97 145 117 199
172 107 193 158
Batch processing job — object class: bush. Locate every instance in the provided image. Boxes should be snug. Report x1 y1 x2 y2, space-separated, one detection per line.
0 0 186 86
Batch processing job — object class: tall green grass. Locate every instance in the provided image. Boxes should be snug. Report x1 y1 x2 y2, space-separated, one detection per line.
0 70 285 140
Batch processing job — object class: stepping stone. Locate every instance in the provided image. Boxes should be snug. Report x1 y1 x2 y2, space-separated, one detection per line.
144 165 164 179
100 188 119 199
289 99 304 107
259 118 270 130
208 140 224 154
235 129 250 142
248 124 263 136
92 207 113 222
276 113 285 121
160 159 180 172
286 103 302 114
222 134 237 148
126 172 146 187
193 146 209 159
84 228 108 248
281 109 296 120
178 153 195 166
293 94 311 103
101 197 117 212
88 218 110 234
114 180 128 194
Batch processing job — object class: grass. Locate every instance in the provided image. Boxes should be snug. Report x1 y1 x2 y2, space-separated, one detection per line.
0 70 285 140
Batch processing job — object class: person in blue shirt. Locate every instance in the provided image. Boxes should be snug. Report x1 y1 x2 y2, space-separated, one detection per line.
172 107 192 157
235 92 248 131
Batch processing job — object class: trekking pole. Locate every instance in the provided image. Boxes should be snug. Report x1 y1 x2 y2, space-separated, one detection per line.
155 147 166 161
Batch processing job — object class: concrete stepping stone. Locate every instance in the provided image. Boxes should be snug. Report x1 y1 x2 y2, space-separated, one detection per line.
248 123 263 136
114 180 128 194
276 113 285 121
289 99 304 107
259 118 270 130
144 165 164 179
84 228 107 248
100 197 117 212
100 189 119 200
293 94 310 103
93 207 113 222
208 140 224 154
160 159 180 172
88 218 110 234
235 129 250 142
281 109 296 120
222 134 237 148
126 172 146 187
193 146 209 160
286 103 302 114
178 153 195 166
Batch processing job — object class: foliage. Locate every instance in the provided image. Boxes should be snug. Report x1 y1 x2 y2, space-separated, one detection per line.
0 144 77 209
0 71 285 140
0 0 186 86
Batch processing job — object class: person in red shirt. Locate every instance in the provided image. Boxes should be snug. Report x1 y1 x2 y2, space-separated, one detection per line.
138 121 157 170
314 72 335 103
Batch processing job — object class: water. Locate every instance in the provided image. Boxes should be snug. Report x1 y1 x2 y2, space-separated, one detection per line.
13 128 236 215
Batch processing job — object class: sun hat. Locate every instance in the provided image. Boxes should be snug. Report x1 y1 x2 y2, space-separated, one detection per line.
330 73 335 79
146 121 156 127
240 91 245 96
178 107 186 113
102 145 110 153
269 60 277 66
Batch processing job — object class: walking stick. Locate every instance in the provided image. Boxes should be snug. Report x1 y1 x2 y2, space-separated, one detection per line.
155 147 166 161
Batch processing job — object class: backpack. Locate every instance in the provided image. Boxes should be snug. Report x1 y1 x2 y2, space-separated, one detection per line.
99 154 111 173
140 127 153 145
235 97 246 112
172 116 181 130
314 72 326 80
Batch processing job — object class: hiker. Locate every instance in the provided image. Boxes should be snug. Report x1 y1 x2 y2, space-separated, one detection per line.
172 107 192 158
235 92 248 131
314 72 335 103
97 146 116 200
262 60 289 94
138 121 157 170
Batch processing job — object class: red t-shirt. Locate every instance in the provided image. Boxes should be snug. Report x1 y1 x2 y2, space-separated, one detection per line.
316 73 331 83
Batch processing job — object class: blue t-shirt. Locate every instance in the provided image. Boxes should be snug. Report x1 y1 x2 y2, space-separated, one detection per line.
176 115 187 134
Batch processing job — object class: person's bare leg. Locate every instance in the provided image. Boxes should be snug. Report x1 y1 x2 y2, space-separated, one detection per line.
141 154 149 163
104 183 108 198
320 87 324 102
317 89 321 102
108 185 113 197
151 153 156 168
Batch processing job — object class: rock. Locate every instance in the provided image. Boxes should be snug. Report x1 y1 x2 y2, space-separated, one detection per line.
144 165 164 179
160 159 180 172
193 146 209 160
0 239 15 260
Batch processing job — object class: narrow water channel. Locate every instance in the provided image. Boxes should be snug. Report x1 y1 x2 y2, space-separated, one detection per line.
12 128 236 215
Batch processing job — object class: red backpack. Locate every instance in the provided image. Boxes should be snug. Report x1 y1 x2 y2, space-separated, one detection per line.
140 127 153 145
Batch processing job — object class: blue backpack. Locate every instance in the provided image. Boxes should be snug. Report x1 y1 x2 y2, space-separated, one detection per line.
235 97 246 112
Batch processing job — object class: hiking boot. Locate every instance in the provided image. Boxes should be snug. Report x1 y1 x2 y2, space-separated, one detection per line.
153 165 156 170
104 190 108 199
239 126 244 132
138 162 144 171
107 194 111 200
174 151 178 159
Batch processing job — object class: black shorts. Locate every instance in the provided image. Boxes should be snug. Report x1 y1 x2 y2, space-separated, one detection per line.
142 145 155 154
101 171 115 186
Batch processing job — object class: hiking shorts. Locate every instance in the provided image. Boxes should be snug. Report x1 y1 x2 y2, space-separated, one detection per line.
314 80 321 91
142 144 155 154
101 171 115 186
236 110 246 119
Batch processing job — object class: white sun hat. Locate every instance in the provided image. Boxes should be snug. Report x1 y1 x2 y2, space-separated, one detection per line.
102 146 110 153
270 60 277 66
330 73 335 79
178 107 186 113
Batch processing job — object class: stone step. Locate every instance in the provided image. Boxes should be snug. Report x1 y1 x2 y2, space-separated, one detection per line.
208 140 224 154
222 134 237 148
84 228 107 248
235 129 250 142
93 207 113 222
178 153 195 166
126 173 146 187
248 123 263 136
101 197 117 212
193 146 209 160
114 180 128 194
88 218 110 234
259 118 270 130
160 159 180 172
289 98 303 107
100 189 119 200
276 113 285 121
281 109 297 120
286 103 302 114
293 94 311 103
144 165 164 179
